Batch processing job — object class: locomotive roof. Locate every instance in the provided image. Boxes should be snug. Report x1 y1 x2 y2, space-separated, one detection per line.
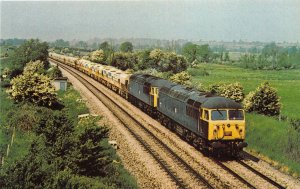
130 74 242 109
130 74 175 88
200 97 242 109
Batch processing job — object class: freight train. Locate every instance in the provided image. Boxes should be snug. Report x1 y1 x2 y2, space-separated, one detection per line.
49 52 247 156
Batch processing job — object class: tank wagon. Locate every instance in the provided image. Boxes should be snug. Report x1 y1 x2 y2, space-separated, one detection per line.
49 52 247 155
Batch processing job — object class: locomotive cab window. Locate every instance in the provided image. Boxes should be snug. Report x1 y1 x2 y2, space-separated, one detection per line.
211 110 227 120
229 110 244 120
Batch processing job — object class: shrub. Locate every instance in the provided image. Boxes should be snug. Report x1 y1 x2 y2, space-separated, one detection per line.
110 52 138 71
169 71 192 86
7 61 57 107
89 49 106 64
209 82 244 102
23 60 46 74
149 49 188 73
244 82 281 116
47 65 63 79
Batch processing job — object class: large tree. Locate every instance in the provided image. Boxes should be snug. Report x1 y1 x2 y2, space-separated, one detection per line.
110 52 138 70
182 42 199 63
119 41 133 52
10 39 49 77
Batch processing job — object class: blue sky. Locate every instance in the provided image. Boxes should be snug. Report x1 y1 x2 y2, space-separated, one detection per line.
1 0 300 42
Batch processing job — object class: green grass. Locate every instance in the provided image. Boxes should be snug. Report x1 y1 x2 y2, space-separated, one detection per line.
0 87 14 157
188 64 300 119
1 131 35 169
0 87 34 168
57 84 89 123
246 113 300 176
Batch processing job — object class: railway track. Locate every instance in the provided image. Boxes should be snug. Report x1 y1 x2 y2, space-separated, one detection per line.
52 59 215 189
237 160 285 189
211 158 285 189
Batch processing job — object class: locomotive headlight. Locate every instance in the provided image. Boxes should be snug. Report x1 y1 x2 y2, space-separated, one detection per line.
239 129 243 135
213 129 218 137
214 125 220 130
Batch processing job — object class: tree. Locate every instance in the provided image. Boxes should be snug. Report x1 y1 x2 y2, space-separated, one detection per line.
262 42 280 69
52 39 69 48
47 65 63 79
198 44 211 62
162 52 188 73
120 42 133 52
70 117 111 177
148 49 188 73
110 52 138 70
89 50 106 64
76 41 88 49
99 41 110 51
224 51 230 61
7 61 57 107
10 39 49 78
244 82 281 116
182 42 199 63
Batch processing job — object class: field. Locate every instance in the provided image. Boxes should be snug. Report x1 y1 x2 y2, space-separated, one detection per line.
189 64 300 176
188 64 300 119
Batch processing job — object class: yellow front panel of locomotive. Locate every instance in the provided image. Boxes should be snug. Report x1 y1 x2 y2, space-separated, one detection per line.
207 109 246 141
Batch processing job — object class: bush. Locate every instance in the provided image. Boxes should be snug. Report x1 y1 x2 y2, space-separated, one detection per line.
89 49 106 64
7 103 51 131
149 49 188 73
244 82 281 116
47 65 63 79
110 52 138 71
7 60 57 107
7 72 57 107
169 71 192 86
209 82 244 102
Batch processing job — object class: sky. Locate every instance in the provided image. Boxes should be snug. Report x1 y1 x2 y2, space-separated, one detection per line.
1 0 300 42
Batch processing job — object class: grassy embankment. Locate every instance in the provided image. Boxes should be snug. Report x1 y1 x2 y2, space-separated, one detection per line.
189 64 300 177
0 69 137 187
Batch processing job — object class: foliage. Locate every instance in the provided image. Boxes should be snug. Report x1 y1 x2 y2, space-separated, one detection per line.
7 103 51 131
119 41 133 52
50 39 70 48
9 39 49 78
89 49 106 64
244 82 281 116
47 65 63 79
70 116 112 177
239 43 300 70
23 60 45 74
148 49 188 73
209 82 244 102
7 61 57 107
110 52 138 71
169 71 192 86
182 42 212 63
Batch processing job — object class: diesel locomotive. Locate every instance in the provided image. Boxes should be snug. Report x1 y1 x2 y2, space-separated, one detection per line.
49 52 247 155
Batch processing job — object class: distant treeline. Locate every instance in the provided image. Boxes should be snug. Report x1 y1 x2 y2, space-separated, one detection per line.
240 42 300 70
